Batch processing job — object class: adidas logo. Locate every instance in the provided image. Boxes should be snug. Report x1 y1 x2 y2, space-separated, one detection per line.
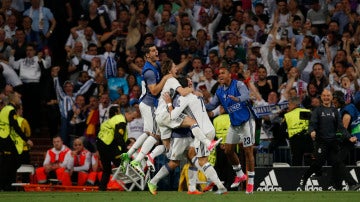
297 174 322 191
257 170 282 191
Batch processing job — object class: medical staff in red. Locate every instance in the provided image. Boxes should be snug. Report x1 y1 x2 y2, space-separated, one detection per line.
35 136 71 184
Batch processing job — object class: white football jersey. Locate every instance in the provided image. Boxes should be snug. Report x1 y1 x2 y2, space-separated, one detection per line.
155 77 181 115
171 93 215 136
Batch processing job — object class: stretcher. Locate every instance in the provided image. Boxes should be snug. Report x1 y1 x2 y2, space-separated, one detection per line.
14 182 123 192
14 183 99 192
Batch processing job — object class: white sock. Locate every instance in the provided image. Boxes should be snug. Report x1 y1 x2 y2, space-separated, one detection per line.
202 163 225 190
232 164 245 177
148 145 166 160
191 157 201 170
134 136 157 162
150 164 171 185
190 124 211 147
188 166 198 192
248 171 255 185
127 133 148 156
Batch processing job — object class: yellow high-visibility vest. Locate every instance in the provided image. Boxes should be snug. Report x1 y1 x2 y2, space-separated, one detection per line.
0 105 14 139
98 114 127 145
0 105 25 154
17 116 31 151
284 108 310 138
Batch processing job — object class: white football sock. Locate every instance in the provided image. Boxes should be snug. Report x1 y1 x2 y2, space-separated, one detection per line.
248 171 255 184
134 136 157 162
188 166 198 192
202 162 225 190
127 132 148 156
232 164 245 177
150 164 171 185
148 145 166 160
190 124 211 147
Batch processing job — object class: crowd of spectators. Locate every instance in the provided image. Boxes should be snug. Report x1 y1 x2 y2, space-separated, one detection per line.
1 0 360 187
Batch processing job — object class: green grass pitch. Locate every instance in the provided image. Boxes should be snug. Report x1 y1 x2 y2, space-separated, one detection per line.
0 191 359 202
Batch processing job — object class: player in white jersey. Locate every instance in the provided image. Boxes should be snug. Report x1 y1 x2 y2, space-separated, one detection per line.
169 90 215 140
143 58 191 173
155 58 192 142
145 59 221 173
147 77 227 195
156 59 220 146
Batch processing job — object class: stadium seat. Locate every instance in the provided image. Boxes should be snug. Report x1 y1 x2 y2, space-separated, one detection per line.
11 164 35 190
16 164 35 183
17 164 35 175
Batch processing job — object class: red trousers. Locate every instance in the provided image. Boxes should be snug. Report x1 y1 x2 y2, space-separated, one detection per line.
35 167 66 184
61 171 88 186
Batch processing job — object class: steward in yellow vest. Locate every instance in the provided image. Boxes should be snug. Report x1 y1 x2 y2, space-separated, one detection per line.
285 108 310 139
284 97 314 166
96 105 139 191
16 105 32 183
0 92 33 191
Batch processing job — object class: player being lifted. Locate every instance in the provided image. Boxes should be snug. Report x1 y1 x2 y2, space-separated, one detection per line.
147 76 226 195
